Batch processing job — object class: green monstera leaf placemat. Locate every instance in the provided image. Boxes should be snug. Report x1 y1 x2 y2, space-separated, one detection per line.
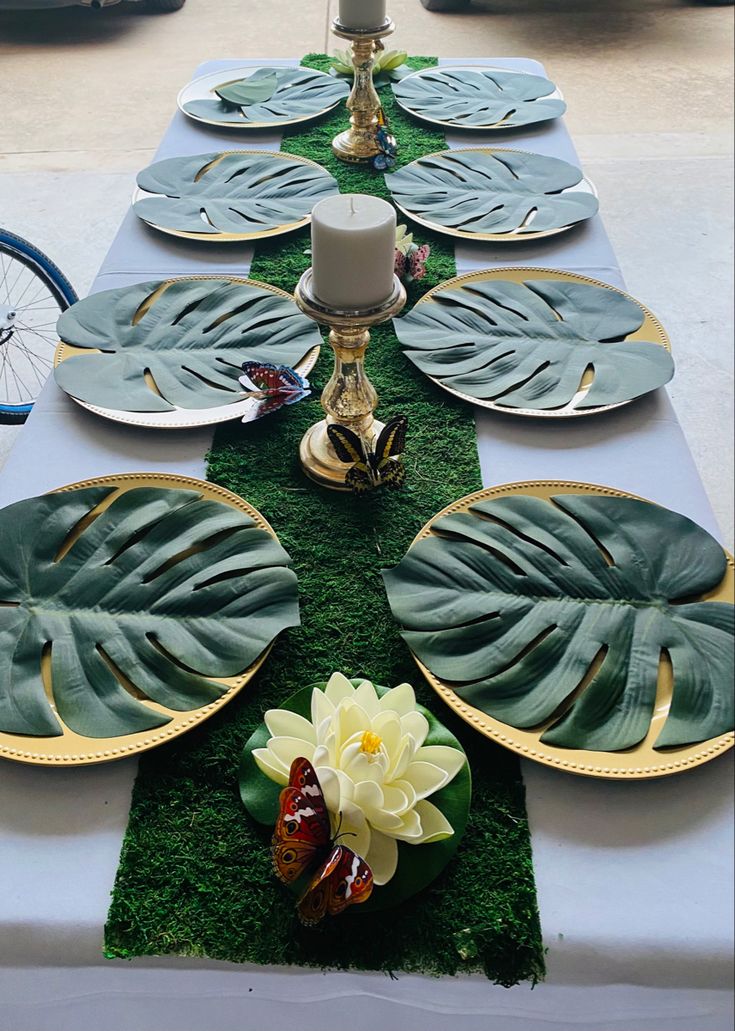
54 278 322 413
387 148 598 240
0 477 299 756
395 271 674 413
133 151 339 241
182 66 350 127
383 484 735 771
393 67 566 130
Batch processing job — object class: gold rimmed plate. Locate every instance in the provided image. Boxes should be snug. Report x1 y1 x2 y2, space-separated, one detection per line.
178 65 349 130
392 65 566 132
0 472 296 768
396 268 673 418
132 150 339 244
387 147 598 243
391 481 734 781
53 276 321 430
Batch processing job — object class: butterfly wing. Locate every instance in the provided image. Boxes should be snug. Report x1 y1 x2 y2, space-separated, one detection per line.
376 457 406 490
408 244 430 281
375 415 407 462
241 362 307 397
271 758 331 884
327 423 366 465
297 845 374 926
345 463 375 494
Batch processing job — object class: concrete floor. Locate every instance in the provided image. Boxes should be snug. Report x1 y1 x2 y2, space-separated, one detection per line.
0 0 733 543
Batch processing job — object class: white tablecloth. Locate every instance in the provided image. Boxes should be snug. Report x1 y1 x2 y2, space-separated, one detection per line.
0 58 732 1031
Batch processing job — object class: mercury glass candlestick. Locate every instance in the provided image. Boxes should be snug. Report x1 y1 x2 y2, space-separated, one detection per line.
294 269 406 490
331 16 396 165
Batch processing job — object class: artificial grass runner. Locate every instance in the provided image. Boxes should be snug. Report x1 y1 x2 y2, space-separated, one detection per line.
104 54 544 985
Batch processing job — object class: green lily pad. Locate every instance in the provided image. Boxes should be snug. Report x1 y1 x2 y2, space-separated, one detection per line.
134 151 339 238
0 486 300 739
393 68 566 129
240 680 471 913
394 278 674 410
184 67 349 126
387 149 599 237
383 493 734 752
54 279 322 413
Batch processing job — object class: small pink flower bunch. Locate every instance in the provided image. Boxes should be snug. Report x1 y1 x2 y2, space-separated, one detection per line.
394 225 430 285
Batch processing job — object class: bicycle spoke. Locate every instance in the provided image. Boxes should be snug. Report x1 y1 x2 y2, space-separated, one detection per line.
12 334 53 365
14 276 48 309
4 260 30 306
14 326 58 349
12 340 51 387
0 254 13 305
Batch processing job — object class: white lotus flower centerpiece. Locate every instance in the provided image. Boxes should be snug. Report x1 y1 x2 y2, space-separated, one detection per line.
253 672 467 886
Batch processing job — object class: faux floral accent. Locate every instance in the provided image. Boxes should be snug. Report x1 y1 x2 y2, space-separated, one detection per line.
330 48 410 86
395 225 431 284
253 673 466 886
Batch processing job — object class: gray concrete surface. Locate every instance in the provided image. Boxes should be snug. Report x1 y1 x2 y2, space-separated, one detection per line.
0 0 732 543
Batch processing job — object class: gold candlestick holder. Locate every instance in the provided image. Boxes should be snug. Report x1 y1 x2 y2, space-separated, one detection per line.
331 16 395 165
294 269 406 491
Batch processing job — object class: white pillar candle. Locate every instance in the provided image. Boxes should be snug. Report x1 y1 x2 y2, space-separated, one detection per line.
311 194 396 311
338 0 387 29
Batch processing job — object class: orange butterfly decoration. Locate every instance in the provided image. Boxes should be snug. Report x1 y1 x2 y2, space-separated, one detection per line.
272 757 374 926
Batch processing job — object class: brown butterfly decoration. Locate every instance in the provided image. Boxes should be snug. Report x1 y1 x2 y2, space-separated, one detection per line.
327 415 407 494
272 757 374 926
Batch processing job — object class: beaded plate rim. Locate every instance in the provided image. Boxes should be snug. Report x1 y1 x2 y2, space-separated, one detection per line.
406 267 672 419
406 479 734 780
177 64 348 131
393 64 566 132
53 276 321 430
390 146 598 243
0 472 281 767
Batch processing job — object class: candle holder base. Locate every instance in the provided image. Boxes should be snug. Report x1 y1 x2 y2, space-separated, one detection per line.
331 128 381 165
299 418 386 491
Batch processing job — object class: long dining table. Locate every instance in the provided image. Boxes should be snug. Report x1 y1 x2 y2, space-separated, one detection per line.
0 56 732 1031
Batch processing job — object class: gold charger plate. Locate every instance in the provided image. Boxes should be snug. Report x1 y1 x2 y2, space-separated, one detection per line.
132 150 327 244
391 147 597 243
410 268 671 419
408 480 734 780
54 277 320 430
177 65 346 130
393 65 565 132
0 472 278 768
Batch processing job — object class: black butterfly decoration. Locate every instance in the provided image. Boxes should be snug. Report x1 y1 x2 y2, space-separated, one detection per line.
327 415 408 494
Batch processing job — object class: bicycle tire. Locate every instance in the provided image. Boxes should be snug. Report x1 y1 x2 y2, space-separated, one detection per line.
0 230 78 425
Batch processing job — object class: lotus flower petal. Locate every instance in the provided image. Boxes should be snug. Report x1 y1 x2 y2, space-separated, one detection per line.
252 747 290 785
400 710 430 747
264 709 316 744
378 681 416 716
267 735 315 769
324 671 356 705
365 828 399 886
403 760 451 800
414 745 467 782
413 800 455 843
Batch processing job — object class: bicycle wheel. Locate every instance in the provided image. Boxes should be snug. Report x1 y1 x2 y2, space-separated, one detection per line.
0 230 78 425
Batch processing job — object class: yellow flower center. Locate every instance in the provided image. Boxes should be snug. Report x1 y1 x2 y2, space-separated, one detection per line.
360 730 382 755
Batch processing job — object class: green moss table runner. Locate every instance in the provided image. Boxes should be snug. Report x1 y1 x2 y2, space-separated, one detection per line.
104 55 544 985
